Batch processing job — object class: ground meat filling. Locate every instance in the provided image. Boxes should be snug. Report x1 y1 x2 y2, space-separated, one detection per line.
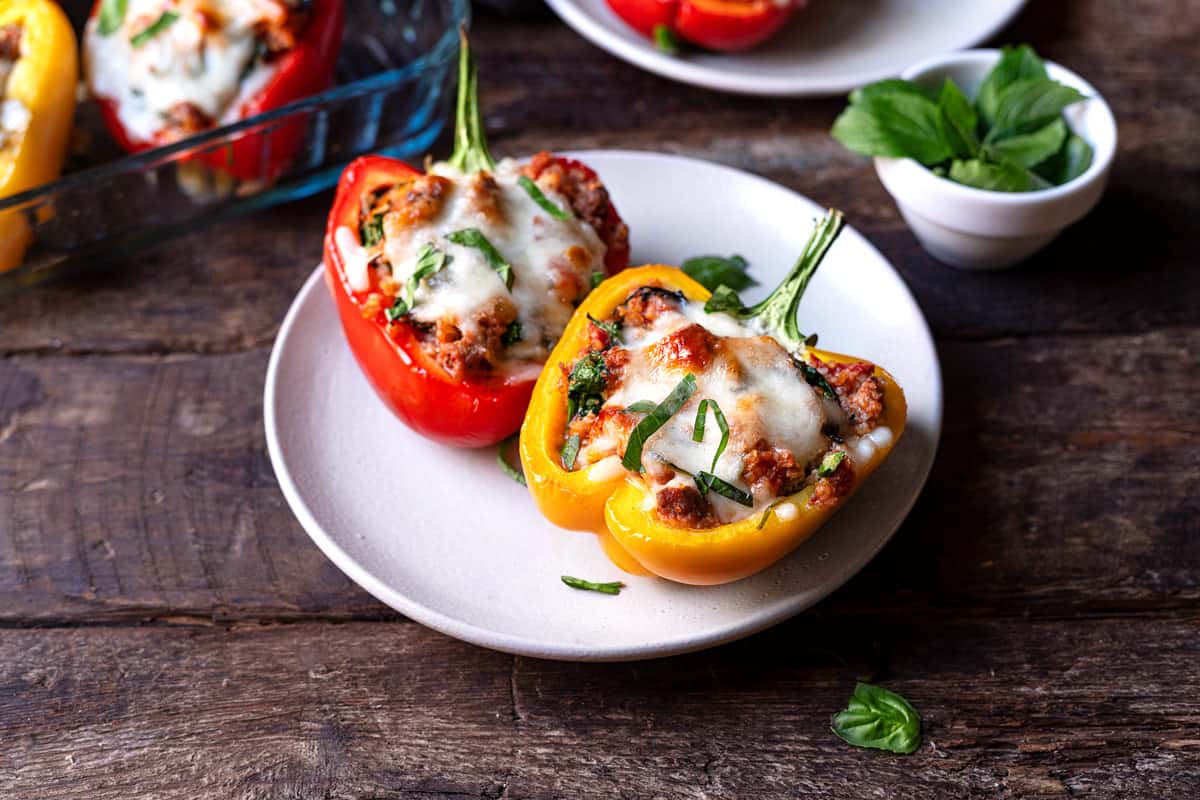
558 285 890 531
0 24 21 62
521 151 629 264
163 101 215 137
811 354 885 434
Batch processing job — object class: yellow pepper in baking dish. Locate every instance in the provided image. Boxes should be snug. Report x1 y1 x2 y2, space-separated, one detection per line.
519 211 907 585
0 0 77 271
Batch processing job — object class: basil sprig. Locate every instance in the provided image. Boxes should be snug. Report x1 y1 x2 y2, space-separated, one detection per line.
831 683 922 755
682 254 757 293
130 10 179 48
97 0 127 36
831 44 1091 192
447 228 513 290
561 575 624 595
386 244 450 320
518 176 569 221
621 374 697 472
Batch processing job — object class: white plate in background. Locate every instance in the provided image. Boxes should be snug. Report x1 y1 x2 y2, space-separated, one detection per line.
264 151 942 661
544 0 1027 96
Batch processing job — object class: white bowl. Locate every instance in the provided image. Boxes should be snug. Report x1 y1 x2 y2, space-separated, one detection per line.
873 49 1117 270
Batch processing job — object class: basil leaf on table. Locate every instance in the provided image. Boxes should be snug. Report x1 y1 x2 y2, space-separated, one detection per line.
983 118 1068 168
681 254 757 292
831 92 954 165
1035 133 1094 184
977 44 1048 127
831 682 922 754
948 159 1050 193
986 78 1086 141
936 79 979 158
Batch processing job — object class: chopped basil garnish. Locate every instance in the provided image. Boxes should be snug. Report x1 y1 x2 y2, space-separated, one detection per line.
97 0 127 36
447 228 513 290
518 175 569 220
496 436 526 486
798 359 837 400
831 682 922 754
652 24 680 56
560 434 581 471
561 575 624 595
757 500 782 529
130 10 179 48
695 471 753 507
360 213 384 247
565 351 607 421
682 254 757 293
818 450 846 477
590 271 605 289
692 399 729 473
501 320 522 347
621 374 697 472
623 400 657 414
586 314 621 342
703 285 747 315
386 244 450 320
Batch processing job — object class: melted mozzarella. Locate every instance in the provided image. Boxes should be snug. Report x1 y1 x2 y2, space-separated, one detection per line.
334 226 371 292
383 159 606 362
0 98 29 150
85 0 278 142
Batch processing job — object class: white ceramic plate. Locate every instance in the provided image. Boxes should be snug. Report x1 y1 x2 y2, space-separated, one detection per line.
544 0 1027 96
265 151 942 661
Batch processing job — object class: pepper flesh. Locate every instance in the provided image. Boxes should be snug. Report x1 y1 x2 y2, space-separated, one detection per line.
323 34 630 448
87 0 344 181
606 0 805 52
0 0 77 272
519 265 907 586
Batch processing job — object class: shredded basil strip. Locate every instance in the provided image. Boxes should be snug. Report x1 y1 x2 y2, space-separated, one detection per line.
758 500 782 529
565 351 607 421
798 359 837 400
561 575 624 595
587 314 621 342
560 434 581 471
447 228 513 290
590 271 605 289
501 320 522 347
692 399 708 443
706 400 729 472
818 450 846 477
130 10 179 47
621 374 697 472
98 0 127 36
360 213 384 247
652 24 679 56
518 175 569 220
496 437 526 486
386 244 449 320
695 471 753 507
624 400 657 414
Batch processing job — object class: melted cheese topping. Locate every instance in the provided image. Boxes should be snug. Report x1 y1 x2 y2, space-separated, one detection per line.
580 301 888 525
0 36 26 152
84 0 281 142
379 159 606 365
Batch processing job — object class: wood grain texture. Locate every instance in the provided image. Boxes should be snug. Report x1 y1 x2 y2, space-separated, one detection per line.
1 329 1195 624
1 618 1198 799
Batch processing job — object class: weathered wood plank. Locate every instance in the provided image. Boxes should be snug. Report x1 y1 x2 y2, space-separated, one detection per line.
1 329 1195 623
1 616 1197 799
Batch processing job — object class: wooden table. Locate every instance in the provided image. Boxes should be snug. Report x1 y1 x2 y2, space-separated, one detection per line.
2 3 1197 797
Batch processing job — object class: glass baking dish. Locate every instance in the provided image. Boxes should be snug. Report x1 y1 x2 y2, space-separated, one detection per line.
0 0 469 292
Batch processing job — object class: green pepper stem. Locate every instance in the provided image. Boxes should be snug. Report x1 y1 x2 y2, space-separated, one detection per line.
742 209 845 350
446 27 496 174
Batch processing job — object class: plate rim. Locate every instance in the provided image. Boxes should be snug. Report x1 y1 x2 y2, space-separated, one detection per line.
264 150 943 661
543 0 1028 97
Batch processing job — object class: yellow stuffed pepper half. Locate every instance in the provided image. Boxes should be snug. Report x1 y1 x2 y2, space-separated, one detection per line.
0 0 77 271
519 210 906 585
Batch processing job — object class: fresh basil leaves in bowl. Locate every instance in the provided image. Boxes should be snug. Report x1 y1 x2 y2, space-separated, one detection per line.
834 47 1116 270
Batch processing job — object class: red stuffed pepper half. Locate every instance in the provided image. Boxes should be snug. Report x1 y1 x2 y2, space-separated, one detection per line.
322 32 631 448
83 0 343 181
607 0 805 53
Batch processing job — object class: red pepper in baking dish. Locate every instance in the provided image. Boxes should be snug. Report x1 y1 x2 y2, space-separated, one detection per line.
322 33 630 448
606 0 804 53
86 0 343 181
